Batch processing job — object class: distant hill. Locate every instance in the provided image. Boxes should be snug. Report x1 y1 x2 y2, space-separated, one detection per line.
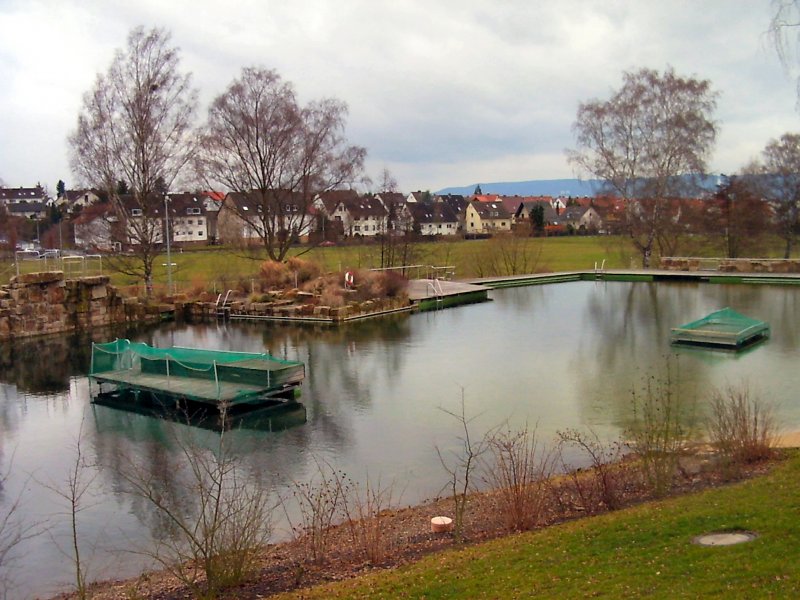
436 175 723 198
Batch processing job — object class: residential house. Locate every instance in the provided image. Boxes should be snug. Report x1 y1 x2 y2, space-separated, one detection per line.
0 185 49 206
408 202 459 236
313 189 360 236
465 200 512 234
550 204 604 233
436 194 468 233
406 191 431 204
7 202 46 219
515 200 558 233
56 189 101 213
166 193 209 244
218 190 316 245
72 202 119 251
342 195 388 237
376 192 414 234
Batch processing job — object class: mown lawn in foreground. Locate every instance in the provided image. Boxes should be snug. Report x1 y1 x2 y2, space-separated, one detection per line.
277 451 800 599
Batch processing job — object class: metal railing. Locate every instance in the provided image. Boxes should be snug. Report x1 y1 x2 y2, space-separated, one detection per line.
14 251 103 279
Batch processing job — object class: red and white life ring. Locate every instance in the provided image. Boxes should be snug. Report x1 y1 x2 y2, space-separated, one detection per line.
344 271 354 287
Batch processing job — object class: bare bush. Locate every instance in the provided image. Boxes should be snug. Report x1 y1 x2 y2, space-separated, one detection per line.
473 235 543 277
287 257 321 286
436 390 490 542
707 383 777 469
286 460 349 565
557 429 628 513
483 425 556 532
342 476 397 565
118 420 274 599
259 260 291 289
627 360 693 497
0 457 39 599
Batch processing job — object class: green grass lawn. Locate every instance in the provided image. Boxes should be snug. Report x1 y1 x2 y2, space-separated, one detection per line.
276 452 800 599
2 234 796 293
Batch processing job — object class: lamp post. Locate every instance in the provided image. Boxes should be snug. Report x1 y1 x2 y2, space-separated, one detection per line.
164 195 172 295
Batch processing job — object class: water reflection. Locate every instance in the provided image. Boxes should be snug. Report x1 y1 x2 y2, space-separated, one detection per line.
1 283 800 599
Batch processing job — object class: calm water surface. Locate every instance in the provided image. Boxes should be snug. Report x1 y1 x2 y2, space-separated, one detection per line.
2 281 800 598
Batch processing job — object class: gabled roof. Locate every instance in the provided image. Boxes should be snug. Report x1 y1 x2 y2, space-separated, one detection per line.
166 193 208 216
437 194 468 214
409 201 458 224
316 189 360 213
472 194 501 203
342 195 388 218
71 201 115 225
470 200 511 219
376 192 407 207
7 201 45 214
0 186 47 202
225 190 305 214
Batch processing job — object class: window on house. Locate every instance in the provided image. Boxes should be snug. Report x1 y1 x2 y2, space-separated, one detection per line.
354 225 361 232
198 219 204 225
197 231 202 236
131 208 142 217
188 219 193 225
501 222 506 227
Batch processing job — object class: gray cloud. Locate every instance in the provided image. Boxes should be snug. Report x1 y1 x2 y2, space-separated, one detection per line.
0 0 797 192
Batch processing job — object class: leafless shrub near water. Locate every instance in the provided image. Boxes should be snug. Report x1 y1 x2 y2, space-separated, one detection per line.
627 360 693 497
436 390 491 542
286 459 350 566
557 429 629 513
483 425 556 532
118 420 274 600
707 382 778 471
343 476 397 565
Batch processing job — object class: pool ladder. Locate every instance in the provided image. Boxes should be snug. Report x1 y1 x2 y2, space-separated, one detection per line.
426 278 444 309
215 290 234 320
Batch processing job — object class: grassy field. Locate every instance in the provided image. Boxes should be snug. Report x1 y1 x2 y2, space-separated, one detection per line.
276 451 800 599
1 236 638 292
2 234 796 294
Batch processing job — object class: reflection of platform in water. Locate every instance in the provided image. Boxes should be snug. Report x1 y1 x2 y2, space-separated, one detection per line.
670 307 770 349
92 388 307 433
90 339 305 409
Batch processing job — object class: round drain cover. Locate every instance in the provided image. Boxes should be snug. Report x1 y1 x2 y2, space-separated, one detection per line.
693 531 758 546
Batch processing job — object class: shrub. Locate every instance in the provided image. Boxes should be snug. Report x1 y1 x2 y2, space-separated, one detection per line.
483 425 555 532
287 257 321 286
706 382 777 469
557 429 629 513
627 359 693 497
259 260 290 289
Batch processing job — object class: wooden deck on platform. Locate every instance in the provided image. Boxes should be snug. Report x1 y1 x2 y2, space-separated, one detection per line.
407 279 490 301
92 369 276 405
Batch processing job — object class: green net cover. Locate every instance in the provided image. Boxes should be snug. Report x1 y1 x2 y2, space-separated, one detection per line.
670 308 769 347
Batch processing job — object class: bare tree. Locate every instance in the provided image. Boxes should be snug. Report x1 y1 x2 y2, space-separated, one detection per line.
770 0 800 104
699 175 769 258
568 67 718 267
754 133 800 257
377 167 398 193
1 457 39 599
69 26 198 293
195 66 366 261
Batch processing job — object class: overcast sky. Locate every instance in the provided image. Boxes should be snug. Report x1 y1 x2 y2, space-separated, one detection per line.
1 0 798 193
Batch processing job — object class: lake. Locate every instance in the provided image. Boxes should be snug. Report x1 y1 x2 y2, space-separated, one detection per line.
2 280 799 598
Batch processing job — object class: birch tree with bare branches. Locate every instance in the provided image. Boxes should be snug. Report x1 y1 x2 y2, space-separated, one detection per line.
68 26 198 293
568 67 718 267
195 66 366 261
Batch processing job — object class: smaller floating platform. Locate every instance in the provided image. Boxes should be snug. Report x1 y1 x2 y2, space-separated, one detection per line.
89 339 305 409
670 307 770 349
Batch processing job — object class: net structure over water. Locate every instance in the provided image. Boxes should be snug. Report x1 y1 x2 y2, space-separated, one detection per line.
670 307 770 349
90 339 305 406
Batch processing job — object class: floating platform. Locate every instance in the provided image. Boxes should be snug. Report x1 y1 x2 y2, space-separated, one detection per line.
89 339 305 409
670 308 770 349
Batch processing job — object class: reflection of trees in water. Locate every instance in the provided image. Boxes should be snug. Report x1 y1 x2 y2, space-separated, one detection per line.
144 318 414 455
573 282 716 430
90 404 307 545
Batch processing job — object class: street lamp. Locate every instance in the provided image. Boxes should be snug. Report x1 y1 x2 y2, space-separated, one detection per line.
164 195 172 295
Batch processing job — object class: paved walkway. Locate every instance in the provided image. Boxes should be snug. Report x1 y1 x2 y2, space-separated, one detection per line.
406 279 489 301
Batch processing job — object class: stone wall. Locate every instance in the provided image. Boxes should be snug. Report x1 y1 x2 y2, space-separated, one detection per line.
0 272 161 341
659 257 800 273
